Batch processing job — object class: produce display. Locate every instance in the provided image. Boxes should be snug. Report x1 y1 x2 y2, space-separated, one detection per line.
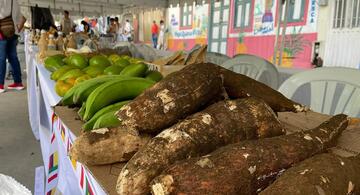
44 53 157 97
116 97 286 195
150 114 348 195
260 153 360 195
44 52 163 132
41 51 358 195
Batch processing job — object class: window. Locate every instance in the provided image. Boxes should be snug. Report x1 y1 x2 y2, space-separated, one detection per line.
283 0 306 23
333 0 360 29
234 0 253 28
181 3 193 27
351 0 360 28
333 0 347 28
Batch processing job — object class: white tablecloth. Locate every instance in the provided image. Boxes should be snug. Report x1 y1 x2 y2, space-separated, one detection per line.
25 33 107 195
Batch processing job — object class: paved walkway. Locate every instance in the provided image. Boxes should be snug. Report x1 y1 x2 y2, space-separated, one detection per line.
0 44 42 192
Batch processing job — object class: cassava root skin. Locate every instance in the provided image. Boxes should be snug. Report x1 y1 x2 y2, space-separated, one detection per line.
70 126 151 165
218 66 307 112
117 63 223 134
260 153 360 195
151 114 348 195
116 98 285 195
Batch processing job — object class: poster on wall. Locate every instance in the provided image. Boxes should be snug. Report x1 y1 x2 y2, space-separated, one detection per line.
253 0 274 35
168 5 208 39
167 4 209 50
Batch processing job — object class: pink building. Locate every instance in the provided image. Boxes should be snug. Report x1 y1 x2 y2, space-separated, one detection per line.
166 0 318 69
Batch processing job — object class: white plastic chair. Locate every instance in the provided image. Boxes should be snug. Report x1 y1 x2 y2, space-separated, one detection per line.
278 67 360 117
205 52 230 66
221 54 279 89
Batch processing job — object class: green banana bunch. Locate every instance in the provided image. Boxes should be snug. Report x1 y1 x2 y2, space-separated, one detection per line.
82 100 130 131
77 102 86 120
92 111 121 129
145 70 163 82
119 63 148 77
72 75 133 105
83 78 155 121
61 75 124 106
62 85 80 106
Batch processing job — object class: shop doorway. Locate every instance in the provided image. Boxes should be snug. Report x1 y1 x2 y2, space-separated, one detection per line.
208 0 230 55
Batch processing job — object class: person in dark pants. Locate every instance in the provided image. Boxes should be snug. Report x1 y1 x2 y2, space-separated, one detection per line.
151 20 159 48
0 0 26 93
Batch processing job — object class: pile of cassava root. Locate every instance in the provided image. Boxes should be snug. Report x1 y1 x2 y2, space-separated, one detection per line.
69 63 353 195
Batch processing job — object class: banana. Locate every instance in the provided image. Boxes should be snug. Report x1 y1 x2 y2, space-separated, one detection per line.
119 63 148 77
77 102 86 120
61 85 80 106
82 100 130 131
92 111 121 129
83 78 155 121
62 75 121 106
145 70 163 82
72 75 126 105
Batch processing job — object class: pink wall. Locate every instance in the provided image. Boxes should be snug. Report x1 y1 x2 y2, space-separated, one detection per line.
168 32 317 69
227 33 317 68
166 0 318 69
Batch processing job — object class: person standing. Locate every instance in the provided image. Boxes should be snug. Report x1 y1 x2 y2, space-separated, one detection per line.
124 19 133 42
157 20 167 50
114 17 123 42
0 0 26 93
60 10 75 35
107 18 117 42
151 20 159 48
107 18 117 33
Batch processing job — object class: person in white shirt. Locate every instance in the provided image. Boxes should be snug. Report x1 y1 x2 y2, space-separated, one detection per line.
0 0 26 93
115 17 124 42
60 10 75 35
157 20 167 50
124 19 133 42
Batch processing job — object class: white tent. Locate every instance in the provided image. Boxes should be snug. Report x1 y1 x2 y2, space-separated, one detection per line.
18 0 168 18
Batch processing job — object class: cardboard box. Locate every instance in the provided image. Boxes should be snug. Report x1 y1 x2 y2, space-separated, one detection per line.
55 106 360 194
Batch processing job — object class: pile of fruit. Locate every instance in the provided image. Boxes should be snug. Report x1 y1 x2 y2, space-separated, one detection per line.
44 53 163 131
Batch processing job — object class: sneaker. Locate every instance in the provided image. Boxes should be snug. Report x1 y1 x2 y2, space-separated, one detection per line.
0 85 5 93
7 83 25 90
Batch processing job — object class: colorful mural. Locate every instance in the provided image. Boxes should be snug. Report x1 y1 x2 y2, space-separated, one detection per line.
167 0 318 69
254 0 274 35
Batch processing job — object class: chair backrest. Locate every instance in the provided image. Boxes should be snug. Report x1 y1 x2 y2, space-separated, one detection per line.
278 67 360 117
221 54 279 89
205 52 230 66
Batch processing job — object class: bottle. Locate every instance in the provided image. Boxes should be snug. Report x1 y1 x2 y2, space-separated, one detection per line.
38 30 48 58
48 34 56 50
66 32 77 49
31 30 36 45
56 32 64 51
34 29 41 44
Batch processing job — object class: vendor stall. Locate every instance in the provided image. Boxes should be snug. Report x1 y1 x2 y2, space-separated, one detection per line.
25 29 360 195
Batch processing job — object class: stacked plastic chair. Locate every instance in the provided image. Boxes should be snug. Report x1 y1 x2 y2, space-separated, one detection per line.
278 67 360 117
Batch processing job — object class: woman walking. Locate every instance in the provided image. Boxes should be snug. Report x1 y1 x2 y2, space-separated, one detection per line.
0 0 26 93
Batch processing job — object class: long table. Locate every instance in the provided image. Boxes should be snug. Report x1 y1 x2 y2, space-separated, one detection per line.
25 36 107 195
